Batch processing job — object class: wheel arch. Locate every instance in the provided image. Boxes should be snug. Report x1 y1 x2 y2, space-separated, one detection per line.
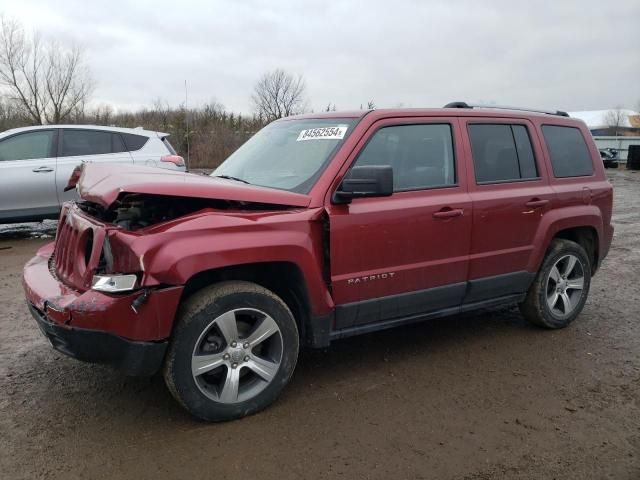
179 261 313 342
528 206 603 275
553 226 599 274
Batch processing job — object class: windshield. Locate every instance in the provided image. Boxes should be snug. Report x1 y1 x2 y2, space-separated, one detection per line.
212 118 357 193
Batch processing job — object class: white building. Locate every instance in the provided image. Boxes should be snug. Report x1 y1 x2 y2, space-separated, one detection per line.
568 109 640 161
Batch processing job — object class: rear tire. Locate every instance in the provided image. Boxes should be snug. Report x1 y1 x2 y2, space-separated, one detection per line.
163 281 299 421
520 239 591 329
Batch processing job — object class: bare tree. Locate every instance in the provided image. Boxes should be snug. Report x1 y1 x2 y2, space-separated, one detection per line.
604 107 625 136
251 69 306 121
91 103 114 125
0 16 92 125
44 41 92 123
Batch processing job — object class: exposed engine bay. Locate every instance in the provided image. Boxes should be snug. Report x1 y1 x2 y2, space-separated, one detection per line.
77 193 291 230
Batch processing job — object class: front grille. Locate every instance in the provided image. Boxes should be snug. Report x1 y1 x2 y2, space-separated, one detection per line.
54 213 80 283
53 206 103 290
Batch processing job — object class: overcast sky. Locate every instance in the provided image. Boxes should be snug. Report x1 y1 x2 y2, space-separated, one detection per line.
3 0 639 115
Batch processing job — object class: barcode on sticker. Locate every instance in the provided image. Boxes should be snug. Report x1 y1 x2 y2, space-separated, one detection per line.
297 126 348 141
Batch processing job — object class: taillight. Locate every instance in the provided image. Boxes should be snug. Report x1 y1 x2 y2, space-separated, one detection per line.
160 155 185 167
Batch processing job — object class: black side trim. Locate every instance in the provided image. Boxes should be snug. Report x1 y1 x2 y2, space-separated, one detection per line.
28 302 167 376
463 271 535 304
330 293 525 341
335 282 466 330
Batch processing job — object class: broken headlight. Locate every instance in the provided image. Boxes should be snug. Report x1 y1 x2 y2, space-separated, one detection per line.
91 274 138 293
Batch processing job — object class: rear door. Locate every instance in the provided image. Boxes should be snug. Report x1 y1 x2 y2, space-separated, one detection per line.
56 129 133 204
327 117 472 329
0 129 59 221
460 117 555 303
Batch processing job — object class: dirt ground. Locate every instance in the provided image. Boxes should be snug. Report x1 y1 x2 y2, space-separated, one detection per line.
1 170 638 480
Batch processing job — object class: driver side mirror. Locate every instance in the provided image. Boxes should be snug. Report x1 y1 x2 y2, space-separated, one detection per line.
332 165 394 204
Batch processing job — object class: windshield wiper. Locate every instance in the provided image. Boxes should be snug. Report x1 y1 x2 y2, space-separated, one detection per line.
213 174 251 185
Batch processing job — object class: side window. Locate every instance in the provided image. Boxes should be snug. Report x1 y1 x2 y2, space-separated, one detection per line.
0 131 55 161
61 130 112 157
352 124 456 191
468 124 539 183
512 125 537 179
112 133 127 153
542 125 593 178
121 133 149 151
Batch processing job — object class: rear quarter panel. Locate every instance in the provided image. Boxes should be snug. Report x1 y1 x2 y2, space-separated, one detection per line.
130 136 183 170
527 116 613 271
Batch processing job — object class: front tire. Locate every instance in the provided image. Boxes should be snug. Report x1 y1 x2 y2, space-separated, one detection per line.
520 239 591 329
163 281 299 421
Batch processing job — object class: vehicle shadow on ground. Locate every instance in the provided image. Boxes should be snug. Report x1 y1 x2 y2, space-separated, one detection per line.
13 304 538 427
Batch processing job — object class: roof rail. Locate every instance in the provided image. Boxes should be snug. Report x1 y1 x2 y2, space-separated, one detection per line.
443 101 569 117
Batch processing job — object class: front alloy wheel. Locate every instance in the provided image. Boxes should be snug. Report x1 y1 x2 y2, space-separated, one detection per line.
164 281 299 421
191 308 283 404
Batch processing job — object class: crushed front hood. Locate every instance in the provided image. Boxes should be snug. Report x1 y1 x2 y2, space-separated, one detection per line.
76 163 311 208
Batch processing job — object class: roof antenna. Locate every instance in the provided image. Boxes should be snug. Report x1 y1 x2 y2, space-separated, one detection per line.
184 79 191 171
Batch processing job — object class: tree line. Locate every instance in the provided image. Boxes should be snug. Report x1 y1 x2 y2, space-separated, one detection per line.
0 16 312 169
0 16 384 169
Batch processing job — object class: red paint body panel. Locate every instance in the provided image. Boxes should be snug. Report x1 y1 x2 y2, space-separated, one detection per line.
127 207 332 315
22 107 614 348
326 116 472 304
23 243 183 340
328 190 472 304
458 117 556 279
77 163 311 208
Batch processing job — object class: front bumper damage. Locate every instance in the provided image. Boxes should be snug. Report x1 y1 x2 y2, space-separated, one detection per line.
23 242 183 376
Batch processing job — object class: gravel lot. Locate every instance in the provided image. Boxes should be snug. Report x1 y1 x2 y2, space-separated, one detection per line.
1 170 638 480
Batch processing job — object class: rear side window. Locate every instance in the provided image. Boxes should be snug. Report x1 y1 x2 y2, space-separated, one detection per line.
468 124 538 183
542 125 593 178
61 130 112 157
112 133 127 153
121 133 149 151
0 130 55 161
352 123 456 191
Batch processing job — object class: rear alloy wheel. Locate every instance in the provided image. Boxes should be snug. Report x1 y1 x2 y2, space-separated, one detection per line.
520 239 591 329
545 254 585 320
164 281 299 421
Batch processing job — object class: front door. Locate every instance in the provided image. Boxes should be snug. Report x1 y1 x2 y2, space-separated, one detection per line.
56 129 133 204
0 129 59 222
327 118 472 329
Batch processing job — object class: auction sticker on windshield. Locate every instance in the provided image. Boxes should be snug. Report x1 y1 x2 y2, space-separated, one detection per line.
297 126 348 141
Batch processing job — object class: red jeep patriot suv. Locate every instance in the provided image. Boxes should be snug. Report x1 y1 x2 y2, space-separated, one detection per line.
23 103 614 421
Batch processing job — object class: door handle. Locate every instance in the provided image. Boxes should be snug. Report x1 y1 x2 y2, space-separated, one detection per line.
433 208 464 219
525 199 549 209
32 166 54 173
